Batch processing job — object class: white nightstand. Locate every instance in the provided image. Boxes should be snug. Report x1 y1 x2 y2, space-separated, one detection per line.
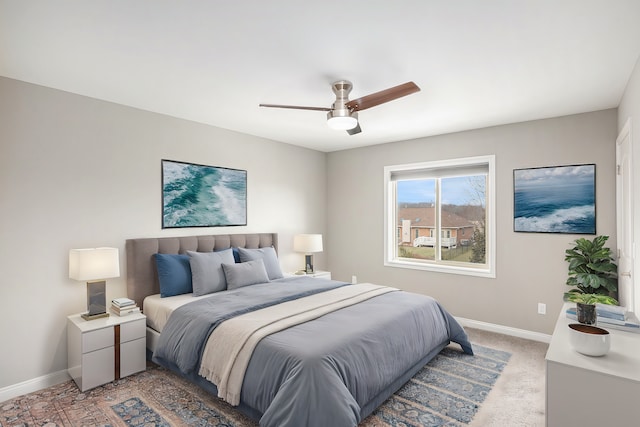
290 270 332 279
67 312 146 391
307 270 331 279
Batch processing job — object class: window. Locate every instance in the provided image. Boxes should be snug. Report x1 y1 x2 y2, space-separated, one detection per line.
384 155 495 278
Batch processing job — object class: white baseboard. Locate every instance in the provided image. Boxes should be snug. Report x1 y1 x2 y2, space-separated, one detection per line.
456 316 552 344
0 369 70 403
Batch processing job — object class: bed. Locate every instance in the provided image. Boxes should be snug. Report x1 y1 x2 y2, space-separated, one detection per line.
126 232 472 427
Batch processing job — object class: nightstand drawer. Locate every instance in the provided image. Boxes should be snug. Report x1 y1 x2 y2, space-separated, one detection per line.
120 319 145 343
82 327 114 353
82 346 115 390
120 337 146 377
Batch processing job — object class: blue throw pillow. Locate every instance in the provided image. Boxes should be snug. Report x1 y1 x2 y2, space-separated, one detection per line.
231 247 241 263
154 253 192 297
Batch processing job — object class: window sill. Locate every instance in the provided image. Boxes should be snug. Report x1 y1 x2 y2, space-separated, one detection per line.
384 258 495 278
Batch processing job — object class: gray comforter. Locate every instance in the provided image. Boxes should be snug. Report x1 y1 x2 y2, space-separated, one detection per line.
153 277 472 427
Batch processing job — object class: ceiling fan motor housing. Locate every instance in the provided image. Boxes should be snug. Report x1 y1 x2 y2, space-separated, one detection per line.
327 80 358 129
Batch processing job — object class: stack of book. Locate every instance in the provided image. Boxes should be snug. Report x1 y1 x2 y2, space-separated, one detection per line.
111 297 140 316
566 303 640 333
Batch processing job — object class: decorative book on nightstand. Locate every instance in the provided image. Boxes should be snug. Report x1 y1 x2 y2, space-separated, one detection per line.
67 311 146 391
111 297 140 316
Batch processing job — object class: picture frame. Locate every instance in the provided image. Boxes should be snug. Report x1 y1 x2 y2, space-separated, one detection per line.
161 159 247 228
513 164 596 234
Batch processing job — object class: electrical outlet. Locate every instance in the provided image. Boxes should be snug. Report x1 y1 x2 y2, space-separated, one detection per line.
351 275 357 284
538 303 546 315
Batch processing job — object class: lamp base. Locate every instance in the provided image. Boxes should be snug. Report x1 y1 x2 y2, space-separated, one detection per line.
81 311 110 321
84 280 108 321
305 254 314 274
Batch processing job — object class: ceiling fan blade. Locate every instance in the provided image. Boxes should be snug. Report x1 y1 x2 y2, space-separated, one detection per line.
345 81 420 112
347 123 362 135
259 103 331 112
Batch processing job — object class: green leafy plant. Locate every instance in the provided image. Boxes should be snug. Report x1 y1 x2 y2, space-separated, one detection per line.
565 235 618 297
564 292 618 305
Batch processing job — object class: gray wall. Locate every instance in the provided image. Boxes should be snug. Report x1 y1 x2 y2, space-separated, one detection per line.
327 110 618 334
0 77 328 389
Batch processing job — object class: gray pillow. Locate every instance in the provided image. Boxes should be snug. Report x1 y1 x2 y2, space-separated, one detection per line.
222 259 270 290
237 246 284 280
187 249 235 296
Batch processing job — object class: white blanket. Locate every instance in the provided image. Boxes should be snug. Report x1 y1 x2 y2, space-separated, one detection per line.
198 283 397 405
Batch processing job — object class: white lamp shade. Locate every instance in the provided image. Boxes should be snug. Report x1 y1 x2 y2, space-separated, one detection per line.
69 247 120 281
293 234 323 253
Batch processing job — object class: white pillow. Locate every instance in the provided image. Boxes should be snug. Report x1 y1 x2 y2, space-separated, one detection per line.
187 249 235 296
222 259 270 290
237 246 284 280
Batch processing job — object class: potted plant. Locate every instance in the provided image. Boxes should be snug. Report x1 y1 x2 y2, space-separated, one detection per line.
564 292 618 324
565 235 619 324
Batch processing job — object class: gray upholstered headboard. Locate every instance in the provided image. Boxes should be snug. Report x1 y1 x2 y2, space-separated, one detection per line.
125 233 278 309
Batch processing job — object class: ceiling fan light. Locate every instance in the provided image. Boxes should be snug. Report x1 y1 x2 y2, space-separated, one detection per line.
326 112 358 130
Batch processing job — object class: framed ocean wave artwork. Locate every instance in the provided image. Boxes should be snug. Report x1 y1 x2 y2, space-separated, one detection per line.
161 159 247 228
513 164 596 234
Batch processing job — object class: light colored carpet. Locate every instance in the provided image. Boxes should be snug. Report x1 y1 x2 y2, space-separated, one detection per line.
466 328 548 427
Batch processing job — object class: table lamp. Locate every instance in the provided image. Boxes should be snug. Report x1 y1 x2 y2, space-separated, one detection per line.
293 234 323 274
69 247 120 320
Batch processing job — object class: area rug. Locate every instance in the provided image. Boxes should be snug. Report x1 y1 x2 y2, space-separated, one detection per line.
0 344 510 427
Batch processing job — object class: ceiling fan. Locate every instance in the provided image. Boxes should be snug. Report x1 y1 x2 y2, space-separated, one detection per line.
259 80 420 135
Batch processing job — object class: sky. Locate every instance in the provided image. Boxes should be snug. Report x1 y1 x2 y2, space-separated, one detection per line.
397 176 485 205
513 164 595 190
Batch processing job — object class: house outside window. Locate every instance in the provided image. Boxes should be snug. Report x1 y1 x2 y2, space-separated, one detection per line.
384 155 496 278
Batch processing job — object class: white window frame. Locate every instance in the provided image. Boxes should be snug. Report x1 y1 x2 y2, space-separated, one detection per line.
384 155 496 278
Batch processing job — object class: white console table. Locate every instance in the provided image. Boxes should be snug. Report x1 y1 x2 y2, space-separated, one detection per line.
546 303 640 426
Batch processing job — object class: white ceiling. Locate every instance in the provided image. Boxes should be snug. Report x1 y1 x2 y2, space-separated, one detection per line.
2 1 640 152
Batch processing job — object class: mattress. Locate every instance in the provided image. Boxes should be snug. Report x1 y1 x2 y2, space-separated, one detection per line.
143 292 212 332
